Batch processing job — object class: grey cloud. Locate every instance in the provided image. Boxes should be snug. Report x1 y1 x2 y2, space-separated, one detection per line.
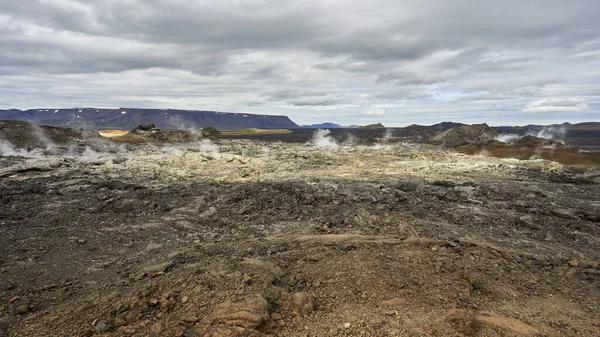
262 90 333 101
244 64 284 81
287 97 340 107
0 0 599 124
376 71 450 86
539 99 580 107
524 98 590 112
407 92 433 100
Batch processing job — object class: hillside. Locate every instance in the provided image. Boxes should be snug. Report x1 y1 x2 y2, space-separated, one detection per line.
302 122 343 129
494 122 600 134
0 108 298 130
301 123 359 129
358 123 385 129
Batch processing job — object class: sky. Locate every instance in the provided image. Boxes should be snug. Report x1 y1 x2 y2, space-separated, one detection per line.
1 0 600 126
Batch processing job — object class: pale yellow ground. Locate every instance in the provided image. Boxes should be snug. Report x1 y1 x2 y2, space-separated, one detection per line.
97 130 129 138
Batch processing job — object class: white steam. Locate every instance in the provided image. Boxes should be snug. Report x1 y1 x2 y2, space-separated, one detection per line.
529 126 566 140
30 124 56 150
75 146 109 162
383 128 394 141
311 129 339 148
198 139 220 158
496 126 567 144
261 146 272 159
0 139 30 157
342 132 357 146
161 146 185 157
166 114 203 138
495 134 520 143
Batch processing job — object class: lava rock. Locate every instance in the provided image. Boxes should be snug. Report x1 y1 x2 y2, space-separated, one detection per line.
431 180 455 188
445 309 481 336
132 123 156 132
202 127 222 139
16 304 31 315
393 180 420 192
94 320 110 334
0 321 7 337
290 292 316 316
512 135 565 148
431 123 498 147
0 280 13 291
206 295 270 330
142 260 175 275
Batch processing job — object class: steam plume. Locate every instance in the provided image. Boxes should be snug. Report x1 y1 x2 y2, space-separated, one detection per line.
311 129 338 148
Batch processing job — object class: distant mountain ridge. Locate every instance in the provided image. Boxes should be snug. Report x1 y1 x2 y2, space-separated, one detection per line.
494 122 600 133
358 123 385 129
302 122 359 129
0 108 299 130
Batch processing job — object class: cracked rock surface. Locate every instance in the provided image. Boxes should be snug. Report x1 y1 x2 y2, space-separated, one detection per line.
0 138 599 336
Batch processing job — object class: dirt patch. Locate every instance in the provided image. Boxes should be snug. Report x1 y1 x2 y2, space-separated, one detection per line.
476 311 540 335
222 128 292 135
98 130 129 138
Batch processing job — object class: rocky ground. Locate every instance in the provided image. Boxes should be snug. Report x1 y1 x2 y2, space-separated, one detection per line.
1 133 599 336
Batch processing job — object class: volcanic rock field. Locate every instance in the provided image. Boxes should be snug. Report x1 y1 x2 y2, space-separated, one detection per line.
0 122 599 336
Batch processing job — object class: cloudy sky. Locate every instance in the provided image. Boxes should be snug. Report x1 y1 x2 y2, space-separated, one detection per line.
1 0 599 126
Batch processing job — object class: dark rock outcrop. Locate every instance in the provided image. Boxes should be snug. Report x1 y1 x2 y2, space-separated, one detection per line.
125 124 201 141
202 127 222 139
512 135 566 148
431 123 499 147
359 123 385 129
0 120 101 149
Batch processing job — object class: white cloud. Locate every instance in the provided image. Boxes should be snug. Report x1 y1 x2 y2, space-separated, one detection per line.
523 98 590 112
366 108 385 116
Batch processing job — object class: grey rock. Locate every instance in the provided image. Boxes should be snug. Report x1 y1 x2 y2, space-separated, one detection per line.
16 304 31 315
94 320 110 334
394 180 420 192
142 260 175 274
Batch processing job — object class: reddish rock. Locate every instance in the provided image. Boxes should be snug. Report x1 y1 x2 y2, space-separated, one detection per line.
290 292 316 316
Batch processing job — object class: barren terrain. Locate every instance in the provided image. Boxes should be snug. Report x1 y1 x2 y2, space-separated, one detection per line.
1 126 599 336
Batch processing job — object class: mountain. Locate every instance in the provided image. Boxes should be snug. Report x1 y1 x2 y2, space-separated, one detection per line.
358 123 385 129
302 122 343 128
0 108 299 130
494 122 600 133
430 123 499 147
301 123 360 129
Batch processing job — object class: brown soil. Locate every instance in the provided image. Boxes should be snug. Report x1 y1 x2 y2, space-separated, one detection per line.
221 129 292 136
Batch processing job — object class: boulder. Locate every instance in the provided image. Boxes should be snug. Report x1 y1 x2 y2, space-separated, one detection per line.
290 292 315 316
132 123 156 132
202 127 222 139
199 295 271 336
